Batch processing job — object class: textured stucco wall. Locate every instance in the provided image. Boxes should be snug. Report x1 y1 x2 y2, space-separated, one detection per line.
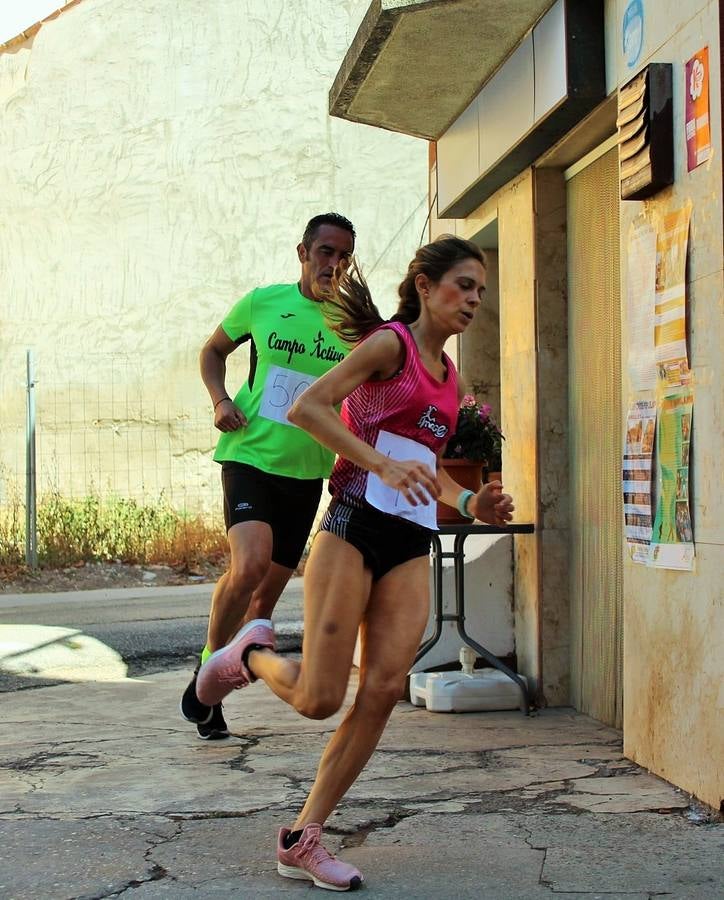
0 0 427 512
430 5 723 797
612 0 724 812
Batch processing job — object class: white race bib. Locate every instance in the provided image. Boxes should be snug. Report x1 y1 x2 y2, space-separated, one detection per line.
258 365 317 427
365 430 438 530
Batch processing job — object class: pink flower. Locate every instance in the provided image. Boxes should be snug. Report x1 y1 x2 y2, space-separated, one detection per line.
462 394 477 408
479 404 492 418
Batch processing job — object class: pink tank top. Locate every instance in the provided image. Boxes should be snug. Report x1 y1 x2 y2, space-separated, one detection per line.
329 321 459 506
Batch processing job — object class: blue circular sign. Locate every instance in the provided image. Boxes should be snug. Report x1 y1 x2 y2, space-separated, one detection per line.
622 0 644 69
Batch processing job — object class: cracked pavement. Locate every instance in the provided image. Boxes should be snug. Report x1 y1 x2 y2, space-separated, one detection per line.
1 670 722 898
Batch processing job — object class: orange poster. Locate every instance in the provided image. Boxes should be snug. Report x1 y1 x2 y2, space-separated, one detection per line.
685 47 711 171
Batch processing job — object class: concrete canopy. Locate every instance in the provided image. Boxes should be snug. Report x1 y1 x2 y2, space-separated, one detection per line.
330 0 557 140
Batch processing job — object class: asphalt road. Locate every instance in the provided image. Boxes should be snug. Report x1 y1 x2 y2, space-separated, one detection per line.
0 580 304 692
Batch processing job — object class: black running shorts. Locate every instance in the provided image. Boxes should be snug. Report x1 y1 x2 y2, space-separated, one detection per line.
221 462 323 569
320 497 432 581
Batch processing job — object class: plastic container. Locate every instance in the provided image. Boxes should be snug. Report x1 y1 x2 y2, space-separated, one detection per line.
409 647 526 712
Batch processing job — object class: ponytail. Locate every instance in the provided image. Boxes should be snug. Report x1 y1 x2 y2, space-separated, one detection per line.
322 261 384 345
390 272 421 326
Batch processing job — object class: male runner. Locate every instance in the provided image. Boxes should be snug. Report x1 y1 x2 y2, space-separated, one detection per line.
180 213 355 738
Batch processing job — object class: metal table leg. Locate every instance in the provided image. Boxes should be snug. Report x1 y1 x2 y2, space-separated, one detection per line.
412 529 532 714
452 533 531 714
412 533 448 665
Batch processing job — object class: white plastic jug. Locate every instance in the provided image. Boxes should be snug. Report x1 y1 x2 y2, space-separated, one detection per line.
409 647 526 713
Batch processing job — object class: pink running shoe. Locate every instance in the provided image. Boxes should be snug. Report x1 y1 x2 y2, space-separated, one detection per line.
277 824 363 892
196 619 275 706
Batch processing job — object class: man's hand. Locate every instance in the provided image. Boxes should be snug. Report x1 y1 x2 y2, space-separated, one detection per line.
378 458 441 507
214 399 247 433
469 480 514 525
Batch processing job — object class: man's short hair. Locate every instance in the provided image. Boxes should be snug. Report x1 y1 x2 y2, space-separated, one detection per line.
302 213 356 250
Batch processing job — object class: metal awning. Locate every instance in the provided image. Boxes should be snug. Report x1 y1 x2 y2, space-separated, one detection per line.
329 0 557 140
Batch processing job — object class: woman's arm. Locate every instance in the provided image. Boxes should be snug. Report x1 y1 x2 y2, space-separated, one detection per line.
289 330 440 507
436 464 514 526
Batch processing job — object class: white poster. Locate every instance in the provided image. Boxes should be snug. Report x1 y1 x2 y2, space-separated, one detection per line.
365 430 438 531
626 220 658 391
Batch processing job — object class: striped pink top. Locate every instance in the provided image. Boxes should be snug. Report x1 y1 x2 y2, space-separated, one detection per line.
329 321 459 505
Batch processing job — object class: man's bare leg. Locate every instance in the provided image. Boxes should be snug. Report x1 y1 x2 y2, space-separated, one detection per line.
181 521 295 735
206 521 273 651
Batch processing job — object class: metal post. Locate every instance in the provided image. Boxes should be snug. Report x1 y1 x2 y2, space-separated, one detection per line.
25 349 38 570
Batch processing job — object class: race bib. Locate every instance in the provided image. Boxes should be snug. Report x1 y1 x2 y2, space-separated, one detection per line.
258 365 316 427
365 430 438 530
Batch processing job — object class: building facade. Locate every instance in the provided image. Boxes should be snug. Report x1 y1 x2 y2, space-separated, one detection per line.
332 0 723 809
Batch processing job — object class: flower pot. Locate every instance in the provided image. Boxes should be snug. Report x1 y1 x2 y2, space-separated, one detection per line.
438 458 484 524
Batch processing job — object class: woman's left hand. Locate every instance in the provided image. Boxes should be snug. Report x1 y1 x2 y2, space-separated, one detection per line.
469 481 514 525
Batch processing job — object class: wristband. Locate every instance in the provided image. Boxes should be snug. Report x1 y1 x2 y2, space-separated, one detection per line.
456 489 475 519
213 395 231 410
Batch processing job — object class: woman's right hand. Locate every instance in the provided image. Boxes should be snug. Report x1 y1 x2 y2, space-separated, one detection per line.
378 458 441 507
214 399 247 432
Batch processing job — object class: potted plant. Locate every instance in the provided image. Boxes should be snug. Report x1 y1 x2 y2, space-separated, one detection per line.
438 394 505 524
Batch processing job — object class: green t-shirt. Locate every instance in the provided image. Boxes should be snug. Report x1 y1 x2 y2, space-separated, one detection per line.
213 282 348 479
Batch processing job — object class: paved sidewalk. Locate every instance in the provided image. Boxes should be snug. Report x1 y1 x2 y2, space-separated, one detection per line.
1 668 722 899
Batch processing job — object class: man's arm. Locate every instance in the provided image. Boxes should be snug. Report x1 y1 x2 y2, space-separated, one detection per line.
200 326 247 433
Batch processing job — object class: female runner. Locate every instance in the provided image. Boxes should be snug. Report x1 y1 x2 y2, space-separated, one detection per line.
197 235 515 891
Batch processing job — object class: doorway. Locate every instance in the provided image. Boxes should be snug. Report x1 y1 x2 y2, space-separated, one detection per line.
566 141 623 728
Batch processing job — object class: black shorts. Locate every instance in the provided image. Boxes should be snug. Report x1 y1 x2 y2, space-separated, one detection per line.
320 497 432 581
221 462 323 570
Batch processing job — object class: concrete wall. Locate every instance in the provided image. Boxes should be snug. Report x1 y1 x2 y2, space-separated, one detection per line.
431 0 722 808
458 249 501 424
607 0 724 811
0 0 428 512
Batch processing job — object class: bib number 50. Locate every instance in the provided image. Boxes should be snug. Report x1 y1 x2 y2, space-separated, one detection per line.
259 365 316 427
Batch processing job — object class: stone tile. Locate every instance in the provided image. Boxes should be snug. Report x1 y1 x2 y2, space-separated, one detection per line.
521 811 724 896
566 772 690 813
2 670 719 900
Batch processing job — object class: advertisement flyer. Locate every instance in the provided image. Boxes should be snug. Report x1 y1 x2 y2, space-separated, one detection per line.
650 389 694 570
626 220 657 391
654 203 691 387
685 47 712 171
623 398 657 563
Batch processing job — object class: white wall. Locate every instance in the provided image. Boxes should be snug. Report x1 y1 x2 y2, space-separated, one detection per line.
0 0 428 511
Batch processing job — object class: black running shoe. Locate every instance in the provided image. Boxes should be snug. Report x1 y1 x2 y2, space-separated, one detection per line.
180 668 213 725
197 704 230 741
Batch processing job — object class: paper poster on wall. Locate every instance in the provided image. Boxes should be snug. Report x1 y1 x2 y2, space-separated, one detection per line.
626 220 657 391
685 47 712 171
623 398 657 563
650 388 694 570
655 203 691 387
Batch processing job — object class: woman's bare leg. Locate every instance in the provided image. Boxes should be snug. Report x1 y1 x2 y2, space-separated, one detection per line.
292 554 431 828
247 531 372 716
